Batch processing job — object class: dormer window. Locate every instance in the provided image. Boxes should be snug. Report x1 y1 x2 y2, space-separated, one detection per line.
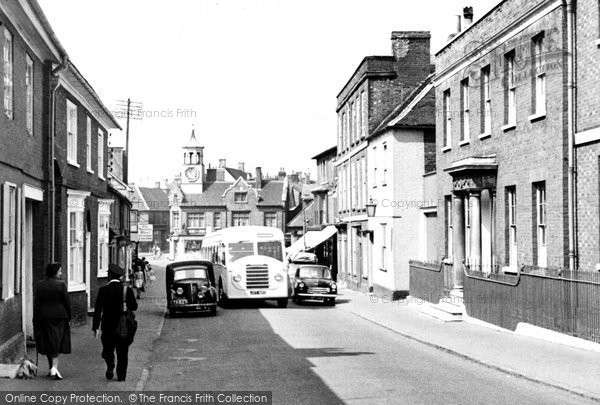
235 192 247 203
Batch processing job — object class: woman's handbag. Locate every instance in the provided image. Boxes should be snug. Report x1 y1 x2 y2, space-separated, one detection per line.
115 286 137 345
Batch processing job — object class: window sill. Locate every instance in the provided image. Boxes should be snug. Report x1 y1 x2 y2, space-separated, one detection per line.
98 175 105 181
87 168 94 174
67 160 80 168
379 267 387 272
459 140 470 147
382 183 387 187
478 132 491 140
97 270 108 278
67 282 86 293
501 123 516 132
528 112 546 122
442 146 452 153
595 39 600 47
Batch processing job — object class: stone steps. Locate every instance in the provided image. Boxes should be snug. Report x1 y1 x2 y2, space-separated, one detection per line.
419 300 464 322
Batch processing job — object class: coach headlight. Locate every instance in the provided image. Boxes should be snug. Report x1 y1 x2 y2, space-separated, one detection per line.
330 283 337 291
233 274 242 283
176 287 184 295
274 273 284 282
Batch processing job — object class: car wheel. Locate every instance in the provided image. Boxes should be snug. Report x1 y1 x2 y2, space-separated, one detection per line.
168 309 176 317
210 306 217 316
218 280 229 308
277 298 288 308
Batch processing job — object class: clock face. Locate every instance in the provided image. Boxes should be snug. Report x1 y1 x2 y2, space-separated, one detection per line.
185 167 200 182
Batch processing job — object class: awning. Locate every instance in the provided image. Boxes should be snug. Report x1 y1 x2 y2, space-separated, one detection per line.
286 225 337 257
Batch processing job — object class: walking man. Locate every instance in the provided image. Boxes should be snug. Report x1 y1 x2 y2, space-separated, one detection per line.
92 264 138 381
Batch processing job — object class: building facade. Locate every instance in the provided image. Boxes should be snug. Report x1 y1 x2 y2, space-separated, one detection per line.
335 31 434 293
367 75 436 299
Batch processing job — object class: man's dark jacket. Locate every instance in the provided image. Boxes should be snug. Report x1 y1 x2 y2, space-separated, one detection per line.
92 281 138 333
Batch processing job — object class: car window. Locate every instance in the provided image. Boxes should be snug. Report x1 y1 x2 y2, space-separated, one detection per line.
228 242 255 262
298 266 331 279
174 268 208 281
257 241 283 261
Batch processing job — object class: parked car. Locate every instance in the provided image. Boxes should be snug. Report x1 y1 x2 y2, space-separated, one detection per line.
166 260 217 316
291 264 337 306
286 251 318 290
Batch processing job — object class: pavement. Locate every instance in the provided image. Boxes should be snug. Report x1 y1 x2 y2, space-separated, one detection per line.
2 260 600 402
336 288 600 402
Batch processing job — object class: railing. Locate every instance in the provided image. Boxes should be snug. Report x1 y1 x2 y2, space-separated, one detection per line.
409 260 445 304
463 264 600 343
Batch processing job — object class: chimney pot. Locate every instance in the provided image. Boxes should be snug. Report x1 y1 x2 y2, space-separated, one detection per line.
255 167 263 190
463 6 474 28
238 162 245 172
219 159 226 168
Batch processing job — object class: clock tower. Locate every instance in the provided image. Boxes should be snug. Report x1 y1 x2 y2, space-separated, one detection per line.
180 128 205 194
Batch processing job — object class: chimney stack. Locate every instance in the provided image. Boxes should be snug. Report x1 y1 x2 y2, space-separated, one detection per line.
463 7 474 29
255 167 263 190
219 159 226 168
238 162 245 172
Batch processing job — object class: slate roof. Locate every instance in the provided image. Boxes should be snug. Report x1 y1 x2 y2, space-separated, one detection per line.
183 182 231 207
138 187 170 211
225 168 247 180
257 180 284 206
287 201 315 228
371 73 435 138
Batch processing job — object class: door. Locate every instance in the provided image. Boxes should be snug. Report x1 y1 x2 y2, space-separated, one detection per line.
86 231 91 310
22 202 34 339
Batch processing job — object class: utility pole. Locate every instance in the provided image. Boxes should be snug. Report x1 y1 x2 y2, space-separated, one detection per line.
115 98 142 183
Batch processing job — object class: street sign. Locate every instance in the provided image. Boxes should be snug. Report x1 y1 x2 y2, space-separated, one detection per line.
138 224 153 242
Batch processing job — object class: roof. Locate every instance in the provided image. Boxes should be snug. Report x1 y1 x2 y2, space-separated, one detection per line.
184 129 202 148
312 145 337 160
183 182 231 206
287 201 315 228
225 168 247 181
371 74 435 138
138 187 170 212
257 180 285 206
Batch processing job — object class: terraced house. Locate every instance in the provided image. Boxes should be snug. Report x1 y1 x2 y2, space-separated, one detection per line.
410 0 600 343
0 0 121 363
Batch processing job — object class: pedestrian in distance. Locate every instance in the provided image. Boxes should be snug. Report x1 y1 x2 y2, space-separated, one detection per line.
92 264 138 381
131 257 146 299
33 262 72 380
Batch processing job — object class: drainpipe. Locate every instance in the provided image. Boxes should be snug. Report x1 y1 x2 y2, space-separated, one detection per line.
566 0 576 271
49 56 69 261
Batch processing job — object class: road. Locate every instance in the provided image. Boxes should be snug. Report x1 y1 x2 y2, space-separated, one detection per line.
144 264 596 405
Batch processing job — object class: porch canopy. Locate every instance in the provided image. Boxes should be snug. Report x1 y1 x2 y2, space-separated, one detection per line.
286 225 337 258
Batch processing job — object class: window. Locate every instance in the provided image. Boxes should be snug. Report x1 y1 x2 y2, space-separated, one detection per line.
481 65 491 134
98 200 112 278
445 196 453 260
535 182 547 267
234 192 247 203
26 56 34 134
357 96 363 140
382 143 388 185
505 51 516 126
532 34 546 116
341 112 347 151
349 102 355 144
264 212 277 227
1 183 17 299
461 78 470 142
187 213 205 228
67 100 78 164
98 129 104 178
380 223 387 271
86 117 92 171
214 212 222 228
172 211 180 229
67 191 87 291
464 195 471 263
506 186 517 268
443 89 451 148
232 212 249 226
361 90 368 138
3 28 13 119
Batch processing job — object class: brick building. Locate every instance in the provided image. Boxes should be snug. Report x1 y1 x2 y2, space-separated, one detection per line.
130 185 170 253
0 0 61 363
335 31 434 293
0 0 121 362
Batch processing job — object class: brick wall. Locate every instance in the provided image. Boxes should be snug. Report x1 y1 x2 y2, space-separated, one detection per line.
434 1 568 268
574 0 600 271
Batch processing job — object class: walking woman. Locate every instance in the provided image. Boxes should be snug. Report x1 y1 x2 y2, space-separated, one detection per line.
33 262 72 380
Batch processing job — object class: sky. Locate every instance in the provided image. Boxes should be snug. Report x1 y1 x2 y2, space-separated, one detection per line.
38 0 500 186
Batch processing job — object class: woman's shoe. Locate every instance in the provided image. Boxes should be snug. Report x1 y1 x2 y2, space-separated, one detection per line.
50 367 62 380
